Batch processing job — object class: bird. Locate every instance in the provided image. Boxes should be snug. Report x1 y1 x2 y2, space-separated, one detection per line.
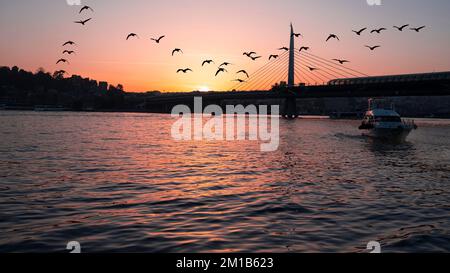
299 47 310 52
215 68 227 76
333 59 350 65
352 27 367 36
219 62 232 67
126 33 139 40
250 56 262 61
74 18 92 26
56 59 69 64
292 33 302 38
394 24 409 31
177 68 193 73
172 48 183 56
62 50 75 55
151 35 165 43
237 70 249 78
410 26 426 32
202 60 215 66
326 34 339 42
278 47 289 51
365 45 381 51
269 55 279 60
371 28 387 34
243 52 257 57
79 5 94 13
62 41 76 46
307 66 318 71
233 79 246 83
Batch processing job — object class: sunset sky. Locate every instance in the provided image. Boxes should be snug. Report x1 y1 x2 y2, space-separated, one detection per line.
1 0 449 92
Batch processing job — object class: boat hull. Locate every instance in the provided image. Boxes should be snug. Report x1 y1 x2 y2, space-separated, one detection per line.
362 127 413 142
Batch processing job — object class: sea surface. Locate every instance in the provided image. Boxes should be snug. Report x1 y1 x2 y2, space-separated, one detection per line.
0 111 449 253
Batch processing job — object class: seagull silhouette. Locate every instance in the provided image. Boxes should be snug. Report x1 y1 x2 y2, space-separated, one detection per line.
278 47 289 51
74 18 92 26
371 28 387 34
232 79 246 83
250 56 262 61
237 70 249 78
333 59 350 65
307 66 318 71
172 48 183 56
202 60 215 66
79 5 94 13
352 28 367 36
62 50 75 55
56 59 69 64
62 41 76 46
126 33 139 40
394 24 409 31
269 55 279 60
326 34 339 42
151 35 165 43
215 68 227 76
410 26 426 32
177 68 193 73
365 45 381 51
299 47 310 52
292 33 302 38
243 52 257 58
219 62 232 67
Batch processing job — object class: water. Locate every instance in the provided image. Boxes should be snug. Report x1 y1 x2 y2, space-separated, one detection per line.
0 111 449 253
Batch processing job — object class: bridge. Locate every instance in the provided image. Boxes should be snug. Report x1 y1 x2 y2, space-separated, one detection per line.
146 24 450 117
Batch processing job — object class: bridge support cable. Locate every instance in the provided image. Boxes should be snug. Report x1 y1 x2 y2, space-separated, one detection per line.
294 55 331 84
231 52 289 91
295 53 354 79
299 50 369 77
296 65 328 85
247 56 289 91
254 60 290 91
230 51 289 91
237 56 287 91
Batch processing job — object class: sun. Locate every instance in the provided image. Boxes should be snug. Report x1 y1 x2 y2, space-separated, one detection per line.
199 86 210 92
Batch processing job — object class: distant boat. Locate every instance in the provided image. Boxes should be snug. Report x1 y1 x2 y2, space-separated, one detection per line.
359 99 418 142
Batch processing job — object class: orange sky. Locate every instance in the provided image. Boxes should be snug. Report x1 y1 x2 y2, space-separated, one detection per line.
0 0 449 92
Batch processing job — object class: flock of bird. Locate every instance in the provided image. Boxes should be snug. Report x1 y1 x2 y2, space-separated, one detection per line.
55 4 427 86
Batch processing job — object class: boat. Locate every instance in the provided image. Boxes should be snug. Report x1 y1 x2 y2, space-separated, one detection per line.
359 99 418 142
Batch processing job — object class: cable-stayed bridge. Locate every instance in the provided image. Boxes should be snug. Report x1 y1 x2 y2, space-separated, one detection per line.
146 25 450 117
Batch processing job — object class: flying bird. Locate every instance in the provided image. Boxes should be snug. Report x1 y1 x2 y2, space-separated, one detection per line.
410 26 426 32
269 55 279 60
62 50 75 55
365 45 381 51
219 62 232 67
126 33 139 40
237 70 249 78
292 33 302 38
299 47 310 52
394 24 409 31
250 56 262 61
177 68 193 73
352 28 367 36
202 60 215 66
172 48 183 56
74 18 92 26
62 41 76 46
215 68 228 76
232 79 246 83
243 52 257 58
278 47 289 51
333 59 350 65
56 59 69 65
79 5 94 13
307 66 318 71
326 34 339 42
151 35 165 43
371 28 387 34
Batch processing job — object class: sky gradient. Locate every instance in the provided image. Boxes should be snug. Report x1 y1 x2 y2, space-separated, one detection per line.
1 0 449 92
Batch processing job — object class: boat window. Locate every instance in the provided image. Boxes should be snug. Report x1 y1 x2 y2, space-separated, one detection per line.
375 116 401 122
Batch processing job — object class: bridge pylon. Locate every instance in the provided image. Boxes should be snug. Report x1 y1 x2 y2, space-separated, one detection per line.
282 23 299 119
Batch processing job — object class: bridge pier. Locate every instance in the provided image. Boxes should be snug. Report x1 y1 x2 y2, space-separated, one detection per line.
281 95 298 119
